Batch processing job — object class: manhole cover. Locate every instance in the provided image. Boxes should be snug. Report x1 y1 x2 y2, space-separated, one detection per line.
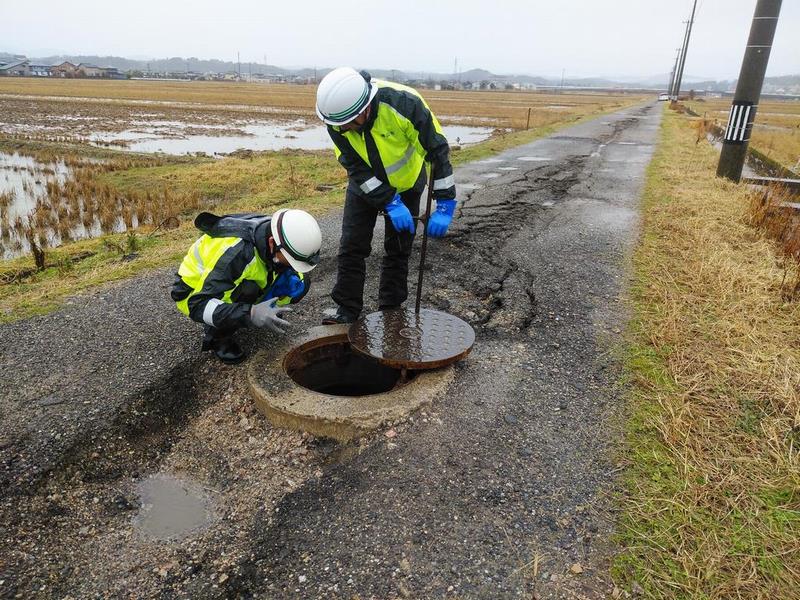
348 308 475 370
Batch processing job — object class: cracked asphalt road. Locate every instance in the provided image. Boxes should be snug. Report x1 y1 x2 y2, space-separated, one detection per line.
248 103 662 599
0 102 662 599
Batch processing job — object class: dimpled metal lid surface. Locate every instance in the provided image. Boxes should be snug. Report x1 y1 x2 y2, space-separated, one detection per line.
348 308 475 370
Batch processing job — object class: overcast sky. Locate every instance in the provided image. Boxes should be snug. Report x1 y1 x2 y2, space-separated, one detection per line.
2 0 798 79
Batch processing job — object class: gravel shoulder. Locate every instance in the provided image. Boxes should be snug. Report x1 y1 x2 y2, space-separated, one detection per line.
0 102 662 599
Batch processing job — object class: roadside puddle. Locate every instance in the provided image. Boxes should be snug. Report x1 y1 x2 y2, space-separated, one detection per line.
133 473 214 540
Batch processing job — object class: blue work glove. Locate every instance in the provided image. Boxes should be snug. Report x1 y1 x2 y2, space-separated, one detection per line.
385 193 415 233
427 199 457 237
268 271 305 300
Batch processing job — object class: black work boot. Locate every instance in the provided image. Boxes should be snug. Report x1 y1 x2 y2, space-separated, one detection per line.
210 337 246 364
321 308 358 325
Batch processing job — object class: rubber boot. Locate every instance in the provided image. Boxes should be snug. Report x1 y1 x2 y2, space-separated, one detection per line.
210 336 246 365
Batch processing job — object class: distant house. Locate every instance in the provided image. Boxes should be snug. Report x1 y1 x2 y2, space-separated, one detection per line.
0 60 30 77
51 61 79 77
29 64 52 77
102 67 126 79
77 63 105 77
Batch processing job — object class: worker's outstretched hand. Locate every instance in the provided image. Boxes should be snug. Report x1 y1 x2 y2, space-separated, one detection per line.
385 194 415 233
250 297 292 334
427 199 457 237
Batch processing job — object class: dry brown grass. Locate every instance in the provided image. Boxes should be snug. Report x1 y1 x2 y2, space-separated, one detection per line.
747 184 800 299
616 107 800 598
687 98 800 173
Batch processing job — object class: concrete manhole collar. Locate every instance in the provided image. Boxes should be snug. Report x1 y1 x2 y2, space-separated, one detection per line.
248 325 455 441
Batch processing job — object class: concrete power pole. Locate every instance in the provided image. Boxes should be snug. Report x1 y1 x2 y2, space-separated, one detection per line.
671 25 688 98
667 48 681 96
717 0 783 182
673 0 698 100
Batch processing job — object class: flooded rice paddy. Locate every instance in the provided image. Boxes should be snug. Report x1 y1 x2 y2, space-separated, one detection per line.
0 150 187 259
1 97 495 157
0 95 496 258
86 120 493 155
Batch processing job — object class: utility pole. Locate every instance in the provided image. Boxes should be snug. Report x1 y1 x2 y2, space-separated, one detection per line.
237 51 241 80
560 68 565 93
673 0 698 100
671 21 689 98
668 47 681 97
717 0 783 182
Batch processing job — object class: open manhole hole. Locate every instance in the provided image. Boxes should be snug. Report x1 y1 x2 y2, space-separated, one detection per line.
283 334 417 396
248 325 457 441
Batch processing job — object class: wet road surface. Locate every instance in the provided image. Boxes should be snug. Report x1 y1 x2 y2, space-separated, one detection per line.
0 102 662 599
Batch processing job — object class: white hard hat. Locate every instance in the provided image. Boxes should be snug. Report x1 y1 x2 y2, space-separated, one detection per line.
315 67 378 126
270 209 322 273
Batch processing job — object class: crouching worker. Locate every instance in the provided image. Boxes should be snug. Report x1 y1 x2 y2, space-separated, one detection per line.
171 209 322 364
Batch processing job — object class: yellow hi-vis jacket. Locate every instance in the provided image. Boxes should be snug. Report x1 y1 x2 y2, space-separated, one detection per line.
327 79 456 209
170 213 300 330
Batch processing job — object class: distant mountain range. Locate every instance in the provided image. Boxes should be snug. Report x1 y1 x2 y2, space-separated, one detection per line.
2 52 798 94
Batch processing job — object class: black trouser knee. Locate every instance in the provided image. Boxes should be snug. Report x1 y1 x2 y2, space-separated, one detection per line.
379 186 421 308
331 188 378 317
332 172 424 316
201 280 261 349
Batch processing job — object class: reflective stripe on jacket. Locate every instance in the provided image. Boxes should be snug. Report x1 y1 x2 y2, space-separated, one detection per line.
173 234 277 329
327 79 456 209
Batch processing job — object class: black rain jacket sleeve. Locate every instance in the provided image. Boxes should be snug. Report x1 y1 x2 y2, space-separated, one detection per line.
186 240 256 330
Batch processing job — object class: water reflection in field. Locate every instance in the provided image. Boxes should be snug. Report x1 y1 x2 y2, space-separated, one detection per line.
87 119 495 156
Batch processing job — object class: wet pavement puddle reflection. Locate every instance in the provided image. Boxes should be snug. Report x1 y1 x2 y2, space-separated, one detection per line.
133 473 214 540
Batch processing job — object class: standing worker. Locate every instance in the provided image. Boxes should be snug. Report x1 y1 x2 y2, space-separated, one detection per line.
171 209 322 364
315 67 457 324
